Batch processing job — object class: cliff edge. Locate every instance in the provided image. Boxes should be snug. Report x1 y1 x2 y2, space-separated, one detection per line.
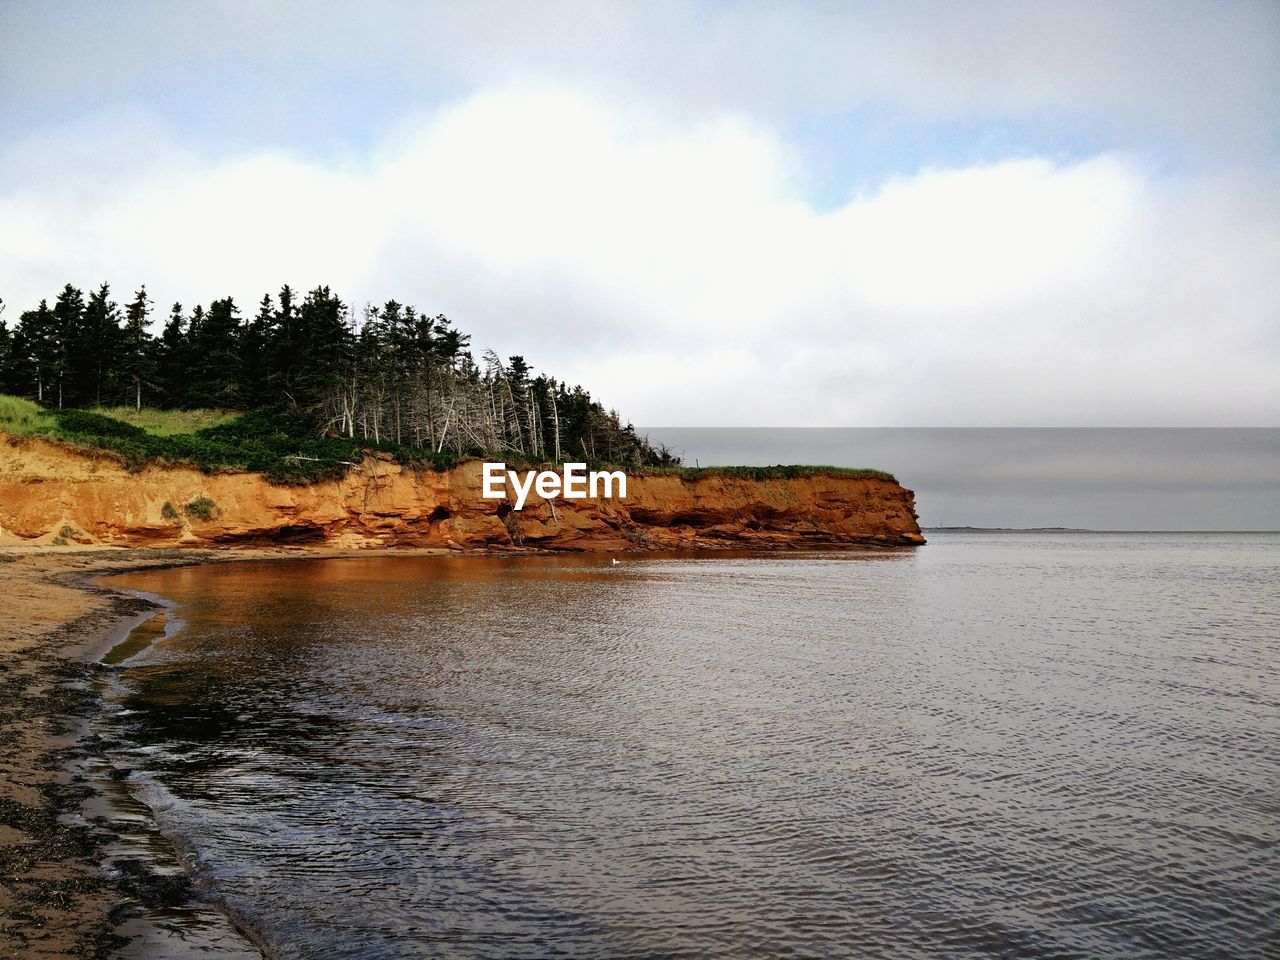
0 435 924 551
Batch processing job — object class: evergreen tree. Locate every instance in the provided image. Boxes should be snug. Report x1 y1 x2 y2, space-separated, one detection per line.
1 281 673 466
10 300 57 401
189 298 242 406
432 315 469 366
264 285 298 405
293 286 351 412
76 283 121 406
507 355 535 454
50 285 86 407
239 294 275 409
118 287 156 411
156 303 188 407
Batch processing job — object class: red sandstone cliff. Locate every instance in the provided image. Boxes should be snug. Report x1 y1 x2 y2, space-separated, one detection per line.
0 436 924 551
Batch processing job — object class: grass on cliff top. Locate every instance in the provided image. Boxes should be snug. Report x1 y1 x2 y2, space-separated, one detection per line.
1 395 895 486
0 396 235 438
0 395 459 485
88 405 239 436
0 395 57 434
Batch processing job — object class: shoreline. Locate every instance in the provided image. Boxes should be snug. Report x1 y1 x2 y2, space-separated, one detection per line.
1 547 253 957
0 543 497 958
2 540 919 957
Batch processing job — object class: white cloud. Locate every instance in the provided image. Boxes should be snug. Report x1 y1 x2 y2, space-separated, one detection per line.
1 87 1276 425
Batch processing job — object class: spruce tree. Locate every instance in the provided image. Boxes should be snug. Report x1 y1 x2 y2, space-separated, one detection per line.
11 300 57 402
156 303 188 407
265 284 298 406
1 281 672 465
240 294 275 408
77 283 122 406
50 284 85 407
190 297 242 406
119 287 156 411
294 286 352 412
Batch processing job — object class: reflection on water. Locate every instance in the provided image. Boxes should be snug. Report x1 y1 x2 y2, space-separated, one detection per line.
103 611 169 665
103 536 1279 959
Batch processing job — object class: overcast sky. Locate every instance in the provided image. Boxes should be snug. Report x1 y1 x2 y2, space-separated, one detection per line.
1 1 1277 426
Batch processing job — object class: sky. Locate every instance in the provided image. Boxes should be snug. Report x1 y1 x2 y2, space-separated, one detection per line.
0 1 1277 428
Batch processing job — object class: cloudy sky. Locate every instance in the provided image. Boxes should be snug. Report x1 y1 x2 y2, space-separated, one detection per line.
1 1 1277 426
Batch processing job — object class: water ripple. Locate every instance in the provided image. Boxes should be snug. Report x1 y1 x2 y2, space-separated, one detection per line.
103 536 1280 959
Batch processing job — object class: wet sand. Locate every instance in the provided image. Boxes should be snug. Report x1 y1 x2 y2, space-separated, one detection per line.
0 545 462 958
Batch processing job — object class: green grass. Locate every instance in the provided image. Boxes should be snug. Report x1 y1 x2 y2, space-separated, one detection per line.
88 405 238 436
0 394 460 485
0 395 58 435
183 495 221 522
1 396 235 438
0 394 896 487
46 408 455 485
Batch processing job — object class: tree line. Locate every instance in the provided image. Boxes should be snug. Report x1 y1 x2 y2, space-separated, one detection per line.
0 285 676 466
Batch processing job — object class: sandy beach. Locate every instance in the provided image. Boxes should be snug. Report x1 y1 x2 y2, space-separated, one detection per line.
0 544 464 958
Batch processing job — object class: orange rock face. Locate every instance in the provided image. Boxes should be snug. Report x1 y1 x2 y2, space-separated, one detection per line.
0 436 924 551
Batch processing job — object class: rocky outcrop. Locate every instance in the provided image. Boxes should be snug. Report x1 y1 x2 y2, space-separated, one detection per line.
0 435 924 551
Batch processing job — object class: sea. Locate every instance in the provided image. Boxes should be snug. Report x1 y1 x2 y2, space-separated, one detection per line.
96 532 1279 959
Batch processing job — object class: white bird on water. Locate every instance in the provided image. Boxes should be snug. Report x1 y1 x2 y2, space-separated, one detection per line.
611 558 621 566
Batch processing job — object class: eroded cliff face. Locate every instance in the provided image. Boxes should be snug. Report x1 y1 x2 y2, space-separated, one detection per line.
0 436 924 551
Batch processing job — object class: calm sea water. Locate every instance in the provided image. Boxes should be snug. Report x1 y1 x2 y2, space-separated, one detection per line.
102 534 1279 959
